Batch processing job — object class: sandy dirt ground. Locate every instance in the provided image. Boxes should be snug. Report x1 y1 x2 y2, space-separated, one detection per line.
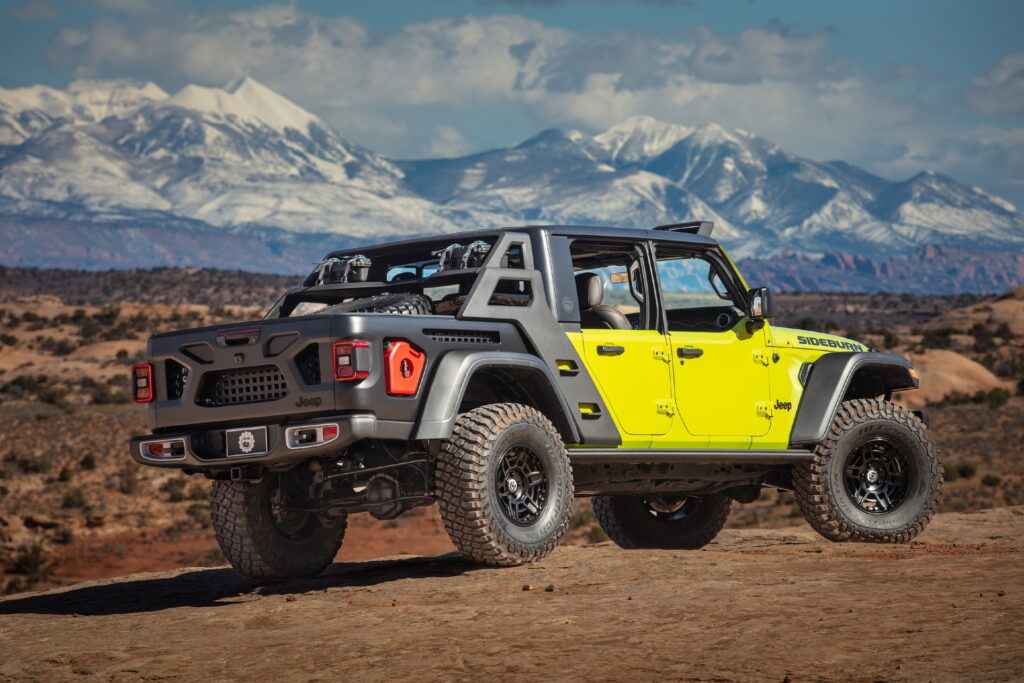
1 507 1021 682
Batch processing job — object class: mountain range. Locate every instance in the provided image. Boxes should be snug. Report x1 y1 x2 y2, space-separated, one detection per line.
1 77 1022 293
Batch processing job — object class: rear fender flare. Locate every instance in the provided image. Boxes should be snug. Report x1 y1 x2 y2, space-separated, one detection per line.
412 351 581 443
789 352 918 447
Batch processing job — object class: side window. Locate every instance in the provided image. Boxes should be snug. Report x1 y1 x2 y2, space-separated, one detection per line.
569 241 654 330
655 246 743 332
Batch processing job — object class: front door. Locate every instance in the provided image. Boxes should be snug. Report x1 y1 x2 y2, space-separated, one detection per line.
653 244 772 442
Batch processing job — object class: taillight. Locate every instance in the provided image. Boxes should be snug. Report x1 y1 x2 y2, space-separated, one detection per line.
132 363 154 402
333 340 371 381
384 340 425 395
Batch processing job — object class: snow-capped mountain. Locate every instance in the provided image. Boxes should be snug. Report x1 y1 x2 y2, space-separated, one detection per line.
400 115 1024 258
0 79 1023 284
0 77 471 239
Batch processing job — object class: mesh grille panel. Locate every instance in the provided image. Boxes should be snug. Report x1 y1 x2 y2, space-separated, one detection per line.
198 365 288 406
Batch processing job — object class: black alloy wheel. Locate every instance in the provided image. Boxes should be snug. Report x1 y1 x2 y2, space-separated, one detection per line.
843 437 910 514
495 445 549 526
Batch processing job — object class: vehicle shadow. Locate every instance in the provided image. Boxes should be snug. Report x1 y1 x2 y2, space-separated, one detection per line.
0 552 474 617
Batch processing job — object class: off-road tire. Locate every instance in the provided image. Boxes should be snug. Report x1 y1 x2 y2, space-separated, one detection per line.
436 403 573 566
793 398 941 543
318 292 433 316
210 475 347 579
592 494 732 550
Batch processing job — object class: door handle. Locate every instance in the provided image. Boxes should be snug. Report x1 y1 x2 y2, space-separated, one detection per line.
597 345 625 356
677 347 704 359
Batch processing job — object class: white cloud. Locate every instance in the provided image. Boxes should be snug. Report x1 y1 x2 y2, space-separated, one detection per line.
968 52 1024 117
872 125 1024 208
428 125 472 157
38 4 1023 203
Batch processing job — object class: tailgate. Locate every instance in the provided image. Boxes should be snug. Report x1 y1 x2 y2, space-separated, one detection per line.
146 316 335 430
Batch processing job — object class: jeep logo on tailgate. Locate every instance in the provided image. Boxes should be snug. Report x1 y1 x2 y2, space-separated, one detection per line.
295 396 322 408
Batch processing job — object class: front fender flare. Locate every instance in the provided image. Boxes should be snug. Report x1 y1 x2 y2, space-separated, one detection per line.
412 351 581 443
789 352 918 447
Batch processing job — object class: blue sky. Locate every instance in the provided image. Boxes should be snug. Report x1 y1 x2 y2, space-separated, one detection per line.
2 0 1023 205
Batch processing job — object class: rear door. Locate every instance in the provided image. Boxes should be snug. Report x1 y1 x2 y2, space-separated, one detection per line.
569 240 674 438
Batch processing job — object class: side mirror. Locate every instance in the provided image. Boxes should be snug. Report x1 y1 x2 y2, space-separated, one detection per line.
748 286 774 322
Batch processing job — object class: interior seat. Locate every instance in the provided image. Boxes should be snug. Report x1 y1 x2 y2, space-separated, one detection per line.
575 272 632 330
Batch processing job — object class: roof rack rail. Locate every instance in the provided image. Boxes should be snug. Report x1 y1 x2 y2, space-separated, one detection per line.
653 221 714 237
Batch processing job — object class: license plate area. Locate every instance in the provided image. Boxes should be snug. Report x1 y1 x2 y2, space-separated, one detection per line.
225 426 268 457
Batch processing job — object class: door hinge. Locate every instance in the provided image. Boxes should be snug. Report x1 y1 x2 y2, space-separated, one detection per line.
755 401 773 418
656 399 676 416
753 350 771 366
652 346 672 363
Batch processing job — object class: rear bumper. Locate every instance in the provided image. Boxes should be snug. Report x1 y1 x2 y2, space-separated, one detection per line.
129 414 412 470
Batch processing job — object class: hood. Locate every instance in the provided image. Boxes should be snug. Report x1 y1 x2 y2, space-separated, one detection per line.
769 327 868 353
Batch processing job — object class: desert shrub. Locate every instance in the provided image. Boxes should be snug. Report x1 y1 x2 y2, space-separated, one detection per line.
587 524 608 544
58 467 73 482
93 306 121 326
161 477 187 502
7 452 49 474
984 388 1011 410
90 382 129 405
865 326 899 350
116 349 129 362
55 527 74 545
13 544 47 580
981 474 1002 487
117 464 139 495
994 322 1013 339
35 385 74 414
920 327 957 350
40 337 77 356
186 503 211 529
77 318 102 339
796 316 819 331
186 483 208 501
0 333 16 346
61 488 87 508
943 461 977 482
970 323 996 352
79 453 96 471
933 388 1013 409
0 485 8 499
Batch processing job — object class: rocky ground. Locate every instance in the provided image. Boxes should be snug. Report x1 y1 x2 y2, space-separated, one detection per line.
0 507 1021 682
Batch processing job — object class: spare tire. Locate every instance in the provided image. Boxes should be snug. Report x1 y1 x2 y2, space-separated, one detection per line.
317 293 433 316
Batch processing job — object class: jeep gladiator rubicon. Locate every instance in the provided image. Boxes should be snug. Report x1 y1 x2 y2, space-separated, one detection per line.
129 222 940 578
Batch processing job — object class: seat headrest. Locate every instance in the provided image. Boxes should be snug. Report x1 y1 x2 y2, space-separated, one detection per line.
575 272 603 309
